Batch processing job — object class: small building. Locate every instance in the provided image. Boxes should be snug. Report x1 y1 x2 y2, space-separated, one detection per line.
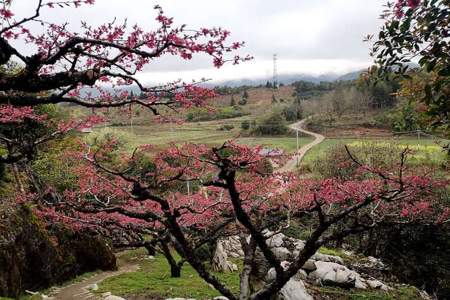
80 127 93 134
259 148 284 157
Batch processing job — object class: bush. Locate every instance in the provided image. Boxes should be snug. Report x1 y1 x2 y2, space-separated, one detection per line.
254 111 288 136
217 124 234 131
238 98 247 106
312 142 409 180
241 120 250 130
185 107 247 122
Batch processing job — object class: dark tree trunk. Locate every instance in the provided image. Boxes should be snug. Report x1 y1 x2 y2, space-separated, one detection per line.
160 240 182 278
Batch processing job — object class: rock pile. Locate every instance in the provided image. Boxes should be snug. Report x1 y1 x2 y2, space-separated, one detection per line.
213 231 390 299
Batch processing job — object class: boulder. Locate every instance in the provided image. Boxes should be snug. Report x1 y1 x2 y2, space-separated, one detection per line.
266 262 313 300
272 247 291 261
274 278 313 300
0 205 116 298
212 241 235 273
266 233 285 248
302 260 317 272
309 261 367 289
220 236 244 258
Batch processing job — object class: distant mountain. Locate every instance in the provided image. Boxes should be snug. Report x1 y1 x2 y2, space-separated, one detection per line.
79 69 369 97
215 74 335 87
214 70 368 87
337 69 366 81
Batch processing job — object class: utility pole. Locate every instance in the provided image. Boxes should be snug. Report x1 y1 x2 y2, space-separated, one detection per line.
417 129 421 149
296 129 299 167
273 54 278 89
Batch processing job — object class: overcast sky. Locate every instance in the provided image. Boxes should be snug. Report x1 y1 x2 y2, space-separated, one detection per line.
9 0 388 84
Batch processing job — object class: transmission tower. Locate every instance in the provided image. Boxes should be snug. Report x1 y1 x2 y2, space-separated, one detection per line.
273 54 278 89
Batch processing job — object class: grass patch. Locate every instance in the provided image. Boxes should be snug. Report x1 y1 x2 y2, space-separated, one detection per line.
89 121 313 154
302 138 447 167
96 251 241 299
318 247 352 260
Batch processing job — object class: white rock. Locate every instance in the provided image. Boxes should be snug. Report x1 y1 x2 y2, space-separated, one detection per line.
266 262 313 300
266 233 285 248
367 279 389 291
213 297 229 300
274 278 313 300
309 261 367 289
101 292 112 297
295 269 308 280
272 247 291 261
212 241 235 273
312 253 345 265
145 255 155 260
104 296 126 300
294 240 305 250
231 263 238 272
87 283 98 291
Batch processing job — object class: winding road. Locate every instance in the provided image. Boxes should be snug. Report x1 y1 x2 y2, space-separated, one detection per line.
278 118 325 172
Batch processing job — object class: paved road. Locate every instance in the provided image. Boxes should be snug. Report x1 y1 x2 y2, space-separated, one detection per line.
278 119 325 173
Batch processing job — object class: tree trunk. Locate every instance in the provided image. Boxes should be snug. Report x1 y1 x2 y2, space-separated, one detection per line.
160 240 182 278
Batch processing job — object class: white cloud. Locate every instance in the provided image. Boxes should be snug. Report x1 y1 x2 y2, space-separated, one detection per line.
6 0 387 81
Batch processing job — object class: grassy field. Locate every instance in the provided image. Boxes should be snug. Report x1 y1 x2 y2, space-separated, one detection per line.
95 249 424 300
97 249 241 299
301 137 448 167
88 120 313 153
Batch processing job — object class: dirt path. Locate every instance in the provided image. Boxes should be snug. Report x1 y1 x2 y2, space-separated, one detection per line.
49 254 139 300
278 119 325 172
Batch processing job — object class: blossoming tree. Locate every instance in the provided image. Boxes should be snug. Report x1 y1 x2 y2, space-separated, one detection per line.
1 1 448 300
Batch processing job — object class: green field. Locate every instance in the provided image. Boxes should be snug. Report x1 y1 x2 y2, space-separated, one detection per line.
301 137 448 167
89 121 313 153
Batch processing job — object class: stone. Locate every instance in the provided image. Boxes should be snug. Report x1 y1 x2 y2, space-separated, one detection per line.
272 247 291 261
293 240 305 251
294 269 308 281
273 278 313 300
212 241 235 273
309 261 367 289
101 292 112 297
265 262 313 300
312 253 345 265
87 283 98 291
301 260 316 272
220 236 244 258
266 233 286 248
231 263 238 272
104 296 126 300
367 279 389 291
213 297 229 300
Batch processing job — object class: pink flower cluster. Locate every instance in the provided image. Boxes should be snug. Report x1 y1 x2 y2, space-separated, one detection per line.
394 0 421 18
